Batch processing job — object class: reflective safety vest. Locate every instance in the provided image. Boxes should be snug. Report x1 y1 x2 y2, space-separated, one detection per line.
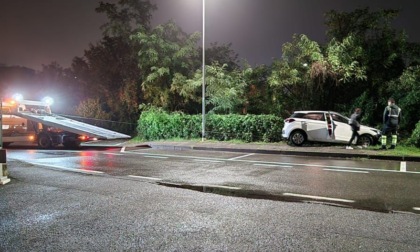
386 105 401 126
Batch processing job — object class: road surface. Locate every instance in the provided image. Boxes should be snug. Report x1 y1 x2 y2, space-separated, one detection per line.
1 146 420 251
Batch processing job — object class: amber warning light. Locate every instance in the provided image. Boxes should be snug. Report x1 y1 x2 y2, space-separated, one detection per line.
78 135 88 141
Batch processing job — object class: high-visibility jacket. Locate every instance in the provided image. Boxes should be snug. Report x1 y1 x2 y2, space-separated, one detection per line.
383 104 401 126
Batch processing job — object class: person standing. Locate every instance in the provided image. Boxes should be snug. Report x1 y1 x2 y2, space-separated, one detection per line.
346 108 362 149
381 98 402 150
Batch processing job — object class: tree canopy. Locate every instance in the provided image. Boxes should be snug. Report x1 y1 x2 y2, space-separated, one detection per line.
3 3 419 137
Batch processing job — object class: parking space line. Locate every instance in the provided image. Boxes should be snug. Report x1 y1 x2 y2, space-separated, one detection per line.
120 147 126 153
79 169 104 174
25 161 104 175
103 152 124 156
229 153 254 160
206 184 242 190
143 155 168 159
128 175 162 181
193 159 225 163
254 164 293 168
413 207 420 211
283 192 355 203
125 151 420 174
323 169 369 174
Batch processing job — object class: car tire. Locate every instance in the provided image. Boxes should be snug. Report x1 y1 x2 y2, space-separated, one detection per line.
358 134 373 147
38 134 52 149
289 130 306 146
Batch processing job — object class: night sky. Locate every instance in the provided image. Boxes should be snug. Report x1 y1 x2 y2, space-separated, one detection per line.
1 0 419 70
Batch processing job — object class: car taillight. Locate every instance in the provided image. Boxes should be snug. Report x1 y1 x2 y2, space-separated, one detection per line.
285 118 295 123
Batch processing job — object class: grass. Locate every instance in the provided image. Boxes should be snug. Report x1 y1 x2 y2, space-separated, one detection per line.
369 145 420 157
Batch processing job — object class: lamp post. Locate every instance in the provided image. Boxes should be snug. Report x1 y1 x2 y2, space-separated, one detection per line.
201 0 206 141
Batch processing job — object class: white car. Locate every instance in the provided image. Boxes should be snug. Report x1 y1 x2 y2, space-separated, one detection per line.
282 111 381 146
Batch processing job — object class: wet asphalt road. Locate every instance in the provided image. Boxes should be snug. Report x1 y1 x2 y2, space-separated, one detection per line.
4 145 420 214
1 146 420 251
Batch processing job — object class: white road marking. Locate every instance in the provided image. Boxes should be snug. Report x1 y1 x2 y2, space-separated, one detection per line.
413 207 420 211
206 185 241 190
193 159 225 163
229 153 254 160
254 163 293 168
25 161 104 174
283 193 355 203
128 175 162 181
323 169 369 174
79 169 104 174
103 152 124 156
400 161 407 172
120 147 126 153
125 151 420 174
143 155 168 159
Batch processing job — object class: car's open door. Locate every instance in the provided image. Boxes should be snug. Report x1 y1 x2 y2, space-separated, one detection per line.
330 113 353 143
325 112 335 140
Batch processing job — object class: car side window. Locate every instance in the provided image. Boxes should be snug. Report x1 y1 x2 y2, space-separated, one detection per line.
302 113 325 121
332 114 348 123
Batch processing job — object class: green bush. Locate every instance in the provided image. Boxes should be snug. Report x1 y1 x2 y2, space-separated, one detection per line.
137 107 201 140
408 121 420 147
137 108 283 142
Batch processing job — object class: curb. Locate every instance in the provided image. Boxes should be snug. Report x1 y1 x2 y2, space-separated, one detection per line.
147 143 420 162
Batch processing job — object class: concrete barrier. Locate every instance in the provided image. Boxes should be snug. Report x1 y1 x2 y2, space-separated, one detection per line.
0 149 10 185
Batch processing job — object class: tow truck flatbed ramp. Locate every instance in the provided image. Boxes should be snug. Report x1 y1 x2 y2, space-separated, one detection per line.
16 111 131 140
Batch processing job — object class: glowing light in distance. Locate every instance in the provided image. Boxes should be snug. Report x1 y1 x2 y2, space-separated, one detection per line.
12 93 23 101
42 96 54 106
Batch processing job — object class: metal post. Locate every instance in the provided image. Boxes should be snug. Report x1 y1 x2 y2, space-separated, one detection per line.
0 98 2 149
0 98 9 185
201 0 206 141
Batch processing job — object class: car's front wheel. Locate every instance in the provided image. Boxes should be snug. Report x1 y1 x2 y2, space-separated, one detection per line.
358 134 373 147
289 130 306 146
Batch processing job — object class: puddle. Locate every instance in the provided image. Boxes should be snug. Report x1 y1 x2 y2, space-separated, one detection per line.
156 181 418 214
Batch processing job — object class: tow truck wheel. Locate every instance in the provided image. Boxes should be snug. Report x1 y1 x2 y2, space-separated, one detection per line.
38 134 52 149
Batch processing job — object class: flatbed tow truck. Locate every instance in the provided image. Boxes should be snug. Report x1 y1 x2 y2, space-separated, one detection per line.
1 98 131 148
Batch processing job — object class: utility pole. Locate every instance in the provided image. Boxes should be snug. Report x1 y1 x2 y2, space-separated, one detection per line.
201 0 206 141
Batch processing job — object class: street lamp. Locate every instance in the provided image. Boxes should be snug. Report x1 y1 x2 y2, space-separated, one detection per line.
201 0 206 141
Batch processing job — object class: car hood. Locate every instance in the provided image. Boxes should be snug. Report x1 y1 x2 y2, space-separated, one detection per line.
360 125 381 134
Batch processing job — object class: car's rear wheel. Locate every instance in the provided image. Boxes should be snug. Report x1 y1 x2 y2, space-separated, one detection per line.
289 130 306 146
358 134 373 147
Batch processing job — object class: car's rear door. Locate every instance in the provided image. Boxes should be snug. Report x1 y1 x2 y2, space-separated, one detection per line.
301 112 328 141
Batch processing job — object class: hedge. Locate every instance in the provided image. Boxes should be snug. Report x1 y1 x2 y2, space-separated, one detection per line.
137 109 284 142
408 121 420 147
